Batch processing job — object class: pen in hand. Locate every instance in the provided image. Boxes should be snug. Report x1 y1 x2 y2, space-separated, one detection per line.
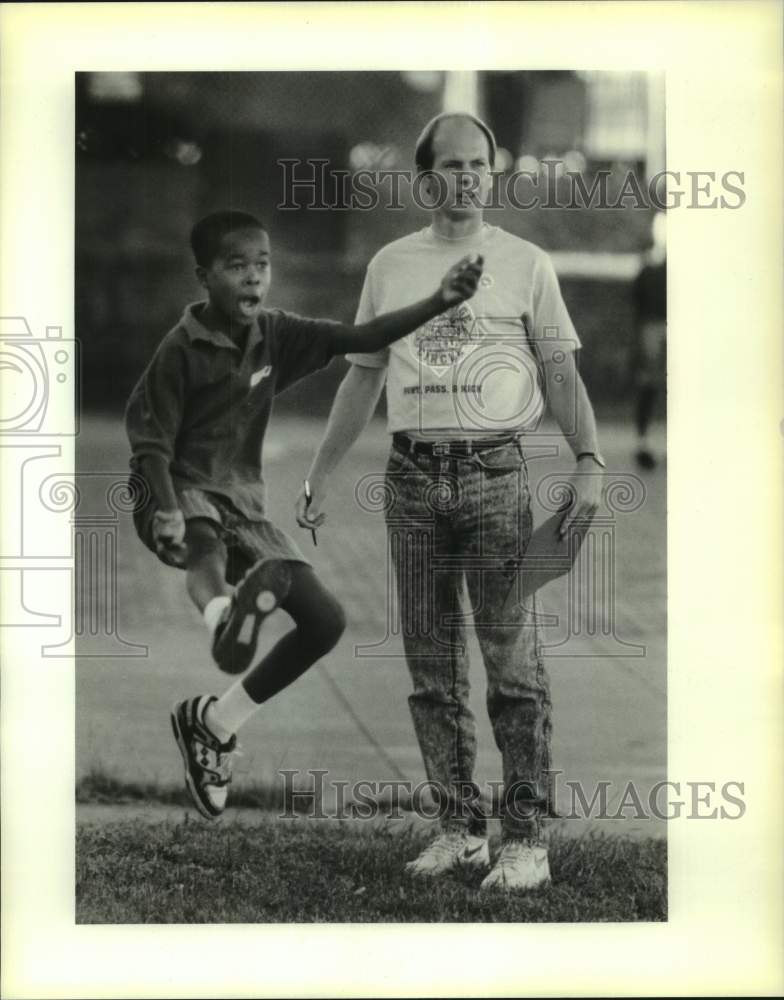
303 479 318 546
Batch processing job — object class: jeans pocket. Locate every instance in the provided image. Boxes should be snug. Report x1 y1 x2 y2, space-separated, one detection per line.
472 442 527 478
386 446 409 474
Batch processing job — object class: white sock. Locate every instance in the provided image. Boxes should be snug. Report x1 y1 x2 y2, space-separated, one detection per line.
206 679 260 740
203 595 231 635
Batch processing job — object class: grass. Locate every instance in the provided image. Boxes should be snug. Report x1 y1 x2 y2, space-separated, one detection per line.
76 815 667 924
77 768 290 811
76 768 419 814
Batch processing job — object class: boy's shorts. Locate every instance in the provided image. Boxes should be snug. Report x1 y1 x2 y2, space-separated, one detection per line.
133 484 310 585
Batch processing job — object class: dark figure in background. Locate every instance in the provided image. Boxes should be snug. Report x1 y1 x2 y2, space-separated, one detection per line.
632 211 666 469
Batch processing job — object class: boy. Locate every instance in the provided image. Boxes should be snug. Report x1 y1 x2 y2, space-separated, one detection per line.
125 210 482 820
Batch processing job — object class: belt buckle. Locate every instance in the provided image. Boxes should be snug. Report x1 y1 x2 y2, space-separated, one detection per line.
433 442 451 457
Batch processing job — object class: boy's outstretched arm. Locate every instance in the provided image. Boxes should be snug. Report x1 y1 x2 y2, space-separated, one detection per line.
326 254 483 355
294 254 482 530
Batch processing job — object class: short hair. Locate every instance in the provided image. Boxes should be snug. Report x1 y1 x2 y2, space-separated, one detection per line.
189 211 266 267
414 112 497 173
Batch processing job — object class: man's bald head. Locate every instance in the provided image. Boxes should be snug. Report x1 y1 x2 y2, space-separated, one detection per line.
414 112 497 173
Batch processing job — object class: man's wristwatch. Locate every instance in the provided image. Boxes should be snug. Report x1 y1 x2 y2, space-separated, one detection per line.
576 451 607 469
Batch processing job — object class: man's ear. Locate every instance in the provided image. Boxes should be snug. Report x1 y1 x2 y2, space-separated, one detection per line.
195 265 208 290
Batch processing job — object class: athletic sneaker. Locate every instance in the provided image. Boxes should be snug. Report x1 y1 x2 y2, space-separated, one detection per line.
405 831 490 877
170 695 240 820
480 840 551 892
212 558 291 674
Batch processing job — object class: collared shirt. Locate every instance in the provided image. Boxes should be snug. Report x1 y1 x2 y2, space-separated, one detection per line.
125 302 341 519
346 224 580 437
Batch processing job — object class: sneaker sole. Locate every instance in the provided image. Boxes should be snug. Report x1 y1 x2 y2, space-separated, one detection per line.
480 866 551 893
480 875 552 893
170 704 222 821
405 849 490 878
212 559 291 675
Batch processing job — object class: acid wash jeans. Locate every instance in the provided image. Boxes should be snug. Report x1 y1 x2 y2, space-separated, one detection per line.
384 437 553 844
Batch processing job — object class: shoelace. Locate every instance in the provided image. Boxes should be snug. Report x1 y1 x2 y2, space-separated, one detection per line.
495 843 535 871
417 833 466 862
216 742 244 776
200 740 244 780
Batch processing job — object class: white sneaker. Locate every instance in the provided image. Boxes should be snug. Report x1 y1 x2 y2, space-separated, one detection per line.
405 831 490 878
480 840 551 892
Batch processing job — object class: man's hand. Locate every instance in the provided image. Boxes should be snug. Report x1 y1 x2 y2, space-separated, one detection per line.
152 508 188 567
295 477 329 532
439 253 484 307
559 464 603 539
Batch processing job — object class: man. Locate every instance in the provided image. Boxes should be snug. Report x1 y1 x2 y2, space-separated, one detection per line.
295 113 604 892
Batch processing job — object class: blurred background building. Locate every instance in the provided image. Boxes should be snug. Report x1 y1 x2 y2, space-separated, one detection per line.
76 70 665 413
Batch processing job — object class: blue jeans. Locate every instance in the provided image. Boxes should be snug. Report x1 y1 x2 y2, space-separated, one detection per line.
384 439 552 843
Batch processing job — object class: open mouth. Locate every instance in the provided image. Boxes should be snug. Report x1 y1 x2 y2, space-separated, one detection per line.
237 295 261 316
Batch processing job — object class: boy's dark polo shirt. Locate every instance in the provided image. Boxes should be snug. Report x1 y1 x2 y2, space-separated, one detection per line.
126 302 341 519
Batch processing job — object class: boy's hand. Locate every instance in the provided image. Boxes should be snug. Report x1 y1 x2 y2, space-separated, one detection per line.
152 508 188 567
295 479 328 531
439 253 484 307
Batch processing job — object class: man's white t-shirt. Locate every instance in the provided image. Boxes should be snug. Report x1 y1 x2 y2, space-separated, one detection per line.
347 224 580 436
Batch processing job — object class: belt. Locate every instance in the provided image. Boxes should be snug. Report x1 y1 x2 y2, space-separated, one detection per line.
392 432 520 458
